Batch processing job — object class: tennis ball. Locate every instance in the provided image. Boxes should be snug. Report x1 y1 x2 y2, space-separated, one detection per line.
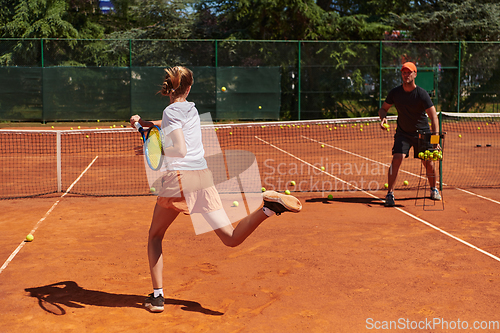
478 127 481 130
97 119 100 122
290 181 296 186
78 126 81 129
285 190 291 195
327 194 333 200
150 187 156 193
321 166 325 171
384 183 389 189
383 123 389 129
459 134 462 138
261 187 266 192
221 87 226 92
321 144 325 148
233 201 239 207
229 132 232 135
418 152 424 159
26 234 34 242
259 106 262 109
51 126 54 129
70 127 73 130
86 135 89 138
403 180 409 186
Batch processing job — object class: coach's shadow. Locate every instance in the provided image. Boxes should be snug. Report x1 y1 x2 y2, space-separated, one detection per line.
307 196 423 206
25 281 223 316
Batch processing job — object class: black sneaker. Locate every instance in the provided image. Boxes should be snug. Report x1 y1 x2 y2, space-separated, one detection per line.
384 192 395 207
145 293 164 313
263 190 302 216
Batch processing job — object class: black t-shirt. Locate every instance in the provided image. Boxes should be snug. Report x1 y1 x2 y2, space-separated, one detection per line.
385 85 434 136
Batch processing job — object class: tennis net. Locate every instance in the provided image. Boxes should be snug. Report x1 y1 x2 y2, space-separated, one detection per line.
1 112 499 199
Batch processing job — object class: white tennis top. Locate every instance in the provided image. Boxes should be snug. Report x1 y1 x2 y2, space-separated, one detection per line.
161 101 207 171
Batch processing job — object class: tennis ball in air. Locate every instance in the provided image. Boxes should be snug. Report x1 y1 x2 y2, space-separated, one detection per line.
150 187 156 193
459 134 462 138
478 127 481 130
328 194 333 200
233 201 239 207
221 87 226 92
321 144 325 148
321 166 325 171
384 183 389 189
26 234 34 242
403 180 409 186
261 187 266 192
86 135 89 138
259 106 262 109
229 132 232 135
290 181 296 186
285 190 291 195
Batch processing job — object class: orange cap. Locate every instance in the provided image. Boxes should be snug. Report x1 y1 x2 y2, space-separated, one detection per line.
401 62 417 73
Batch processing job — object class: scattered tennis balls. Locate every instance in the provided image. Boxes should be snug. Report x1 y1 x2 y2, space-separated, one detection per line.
261 187 266 192
290 181 296 186
327 194 333 200
285 190 291 195
26 234 34 242
221 87 226 92
233 201 239 207
403 180 409 186
478 127 481 130
384 183 389 189
51 126 54 129
78 126 81 129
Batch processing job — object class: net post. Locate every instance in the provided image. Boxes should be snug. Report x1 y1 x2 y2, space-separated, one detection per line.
57 131 62 193
298 41 301 120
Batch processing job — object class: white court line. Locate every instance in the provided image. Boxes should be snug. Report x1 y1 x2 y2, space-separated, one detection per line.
0 156 99 276
302 135 431 182
304 135 500 205
256 136 500 263
456 188 500 205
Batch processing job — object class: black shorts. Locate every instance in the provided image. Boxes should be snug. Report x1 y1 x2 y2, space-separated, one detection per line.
392 132 433 158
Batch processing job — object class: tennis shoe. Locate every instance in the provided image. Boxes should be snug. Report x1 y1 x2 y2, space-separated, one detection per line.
384 192 395 207
263 190 302 216
145 293 164 313
430 188 442 201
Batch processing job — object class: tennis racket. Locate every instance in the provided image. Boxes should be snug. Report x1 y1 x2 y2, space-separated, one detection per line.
134 122 164 171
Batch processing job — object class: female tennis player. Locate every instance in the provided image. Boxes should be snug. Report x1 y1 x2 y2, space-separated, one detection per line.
130 66 302 313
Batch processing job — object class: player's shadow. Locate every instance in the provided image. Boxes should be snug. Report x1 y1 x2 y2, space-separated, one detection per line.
25 281 223 316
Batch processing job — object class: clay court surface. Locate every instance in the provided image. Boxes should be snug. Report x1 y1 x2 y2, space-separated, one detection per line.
1 187 500 332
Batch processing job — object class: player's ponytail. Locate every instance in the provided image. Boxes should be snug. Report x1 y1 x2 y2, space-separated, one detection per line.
160 66 194 97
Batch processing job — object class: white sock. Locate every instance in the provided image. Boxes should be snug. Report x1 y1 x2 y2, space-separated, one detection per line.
262 206 275 217
154 288 163 298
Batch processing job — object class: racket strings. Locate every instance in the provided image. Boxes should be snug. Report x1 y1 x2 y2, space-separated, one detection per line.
146 128 163 170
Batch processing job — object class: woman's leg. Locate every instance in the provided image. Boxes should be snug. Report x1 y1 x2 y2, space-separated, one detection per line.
204 208 268 247
148 203 179 289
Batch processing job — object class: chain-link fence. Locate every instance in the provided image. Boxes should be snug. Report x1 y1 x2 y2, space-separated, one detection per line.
1 39 499 122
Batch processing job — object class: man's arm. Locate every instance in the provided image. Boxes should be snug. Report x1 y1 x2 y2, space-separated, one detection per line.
425 106 439 134
379 101 392 129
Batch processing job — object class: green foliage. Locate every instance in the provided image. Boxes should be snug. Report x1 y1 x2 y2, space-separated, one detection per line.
388 0 500 41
